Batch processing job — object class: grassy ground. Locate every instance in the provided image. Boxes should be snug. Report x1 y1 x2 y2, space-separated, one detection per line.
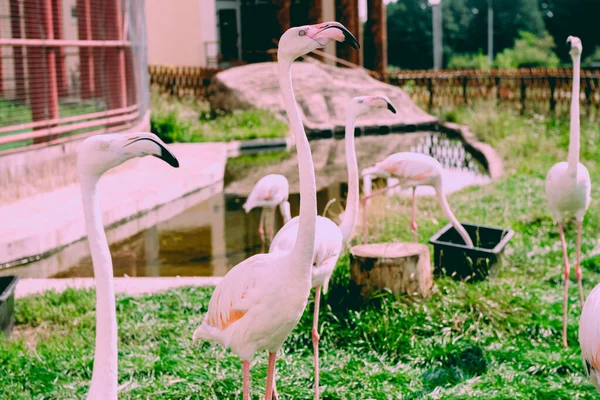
1 102 599 399
150 90 287 143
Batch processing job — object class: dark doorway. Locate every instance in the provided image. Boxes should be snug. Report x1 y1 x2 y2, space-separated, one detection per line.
218 9 239 61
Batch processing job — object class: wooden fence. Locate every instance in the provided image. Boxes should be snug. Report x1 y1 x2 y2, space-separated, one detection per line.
376 68 600 116
148 65 223 98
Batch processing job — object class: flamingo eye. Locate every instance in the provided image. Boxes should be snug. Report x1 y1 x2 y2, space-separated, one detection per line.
299 30 306 37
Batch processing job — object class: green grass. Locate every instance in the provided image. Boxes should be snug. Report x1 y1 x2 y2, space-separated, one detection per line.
150 91 288 143
0 98 104 151
1 102 600 398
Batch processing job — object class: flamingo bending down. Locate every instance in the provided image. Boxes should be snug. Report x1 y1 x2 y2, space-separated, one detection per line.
269 95 396 398
579 282 600 393
243 174 292 242
77 133 179 399
545 36 591 347
362 152 474 247
192 22 359 400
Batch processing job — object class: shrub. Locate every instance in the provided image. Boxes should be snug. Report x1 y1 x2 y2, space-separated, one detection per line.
583 46 600 67
494 31 560 69
448 51 491 70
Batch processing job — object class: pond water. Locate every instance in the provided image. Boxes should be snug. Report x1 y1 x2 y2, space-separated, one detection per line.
3 132 490 279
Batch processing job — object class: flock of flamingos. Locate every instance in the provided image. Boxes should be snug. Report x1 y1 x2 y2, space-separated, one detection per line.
73 21 598 399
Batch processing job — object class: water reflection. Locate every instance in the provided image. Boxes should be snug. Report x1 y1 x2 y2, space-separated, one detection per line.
46 185 343 278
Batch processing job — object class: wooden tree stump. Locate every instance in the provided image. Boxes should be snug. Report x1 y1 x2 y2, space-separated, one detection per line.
350 242 432 298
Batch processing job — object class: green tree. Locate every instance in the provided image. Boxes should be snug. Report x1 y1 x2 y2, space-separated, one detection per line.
494 31 560 68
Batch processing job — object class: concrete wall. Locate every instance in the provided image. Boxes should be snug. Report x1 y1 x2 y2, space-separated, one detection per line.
146 0 217 67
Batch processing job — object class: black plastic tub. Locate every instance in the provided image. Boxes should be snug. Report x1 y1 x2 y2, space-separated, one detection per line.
429 223 514 282
0 276 19 337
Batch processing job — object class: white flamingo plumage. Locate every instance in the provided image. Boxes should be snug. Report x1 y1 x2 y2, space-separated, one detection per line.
77 132 179 400
362 152 474 247
268 95 396 399
545 36 591 347
579 282 600 392
192 22 359 400
243 173 292 242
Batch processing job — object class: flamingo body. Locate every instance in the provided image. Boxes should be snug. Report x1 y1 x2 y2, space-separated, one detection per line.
243 174 290 214
545 161 591 221
193 251 311 361
270 216 342 293
579 282 600 392
363 152 443 189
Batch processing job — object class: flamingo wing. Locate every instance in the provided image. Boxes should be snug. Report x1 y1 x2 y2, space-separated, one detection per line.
204 253 272 330
580 283 600 390
378 154 438 184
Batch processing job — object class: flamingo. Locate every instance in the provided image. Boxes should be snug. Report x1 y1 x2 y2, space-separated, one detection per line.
361 152 474 247
243 174 292 242
192 22 359 400
545 36 591 347
77 132 179 399
579 282 600 392
269 95 397 399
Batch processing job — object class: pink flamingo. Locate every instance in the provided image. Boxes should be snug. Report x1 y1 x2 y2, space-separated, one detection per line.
269 95 396 399
77 133 179 400
545 36 591 347
192 22 359 400
361 152 474 247
579 282 600 392
243 174 292 242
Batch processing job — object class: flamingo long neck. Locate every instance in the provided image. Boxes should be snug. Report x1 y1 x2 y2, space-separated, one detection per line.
435 184 474 248
338 113 359 245
567 53 581 174
278 59 316 268
80 175 118 400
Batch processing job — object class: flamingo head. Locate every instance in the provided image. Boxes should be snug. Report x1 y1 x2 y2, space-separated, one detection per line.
567 35 582 57
278 22 359 61
77 132 179 178
348 95 397 118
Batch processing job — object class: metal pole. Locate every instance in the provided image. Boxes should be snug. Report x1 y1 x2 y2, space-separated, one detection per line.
430 1 442 71
488 0 493 64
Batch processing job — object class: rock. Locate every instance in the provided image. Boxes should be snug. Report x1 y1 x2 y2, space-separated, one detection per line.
207 60 437 133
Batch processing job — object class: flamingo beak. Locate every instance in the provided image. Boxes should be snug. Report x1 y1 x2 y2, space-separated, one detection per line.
310 22 360 49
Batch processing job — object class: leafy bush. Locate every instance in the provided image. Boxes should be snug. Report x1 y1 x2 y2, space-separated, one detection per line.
583 46 600 67
494 31 560 69
448 51 491 70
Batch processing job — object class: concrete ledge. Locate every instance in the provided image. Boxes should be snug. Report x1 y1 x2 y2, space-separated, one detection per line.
0 143 227 266
16 277 223 298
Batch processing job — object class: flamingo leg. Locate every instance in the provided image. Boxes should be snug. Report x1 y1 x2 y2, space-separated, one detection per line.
258 209 265 242
312 287 322 400
411 187 418 243
269 208 275 242
361 182 402 243
558 222 570 347
243 360 250 400
265 352 277 400
576 220 585 308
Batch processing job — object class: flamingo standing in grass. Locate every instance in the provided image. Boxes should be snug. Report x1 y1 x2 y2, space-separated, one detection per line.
77 133 179 400
243 174 292 242
579 282 600 392
545 36 591 347
361 152 474 247
192 22 359 400
269 95 396 399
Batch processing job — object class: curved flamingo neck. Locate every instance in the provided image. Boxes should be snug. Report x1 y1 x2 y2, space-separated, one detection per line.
278 59 316 267
434 184 474 248
568 54 581 174
338 113 359 244
79 175 118 400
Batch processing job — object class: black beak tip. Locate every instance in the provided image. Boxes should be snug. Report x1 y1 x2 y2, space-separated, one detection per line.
339 27 360 49
157 146 179 168
387 103 397 114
